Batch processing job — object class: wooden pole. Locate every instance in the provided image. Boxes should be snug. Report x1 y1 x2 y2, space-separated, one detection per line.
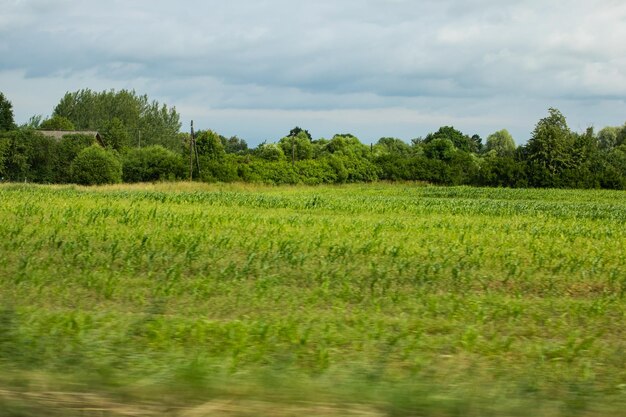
189 120 194 181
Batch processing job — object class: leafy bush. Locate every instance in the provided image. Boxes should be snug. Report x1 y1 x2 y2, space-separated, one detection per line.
476 155 527 188
55 134 97 183
0 130 58 183
70 145 122 185
200 155 240 182
122 145 186 182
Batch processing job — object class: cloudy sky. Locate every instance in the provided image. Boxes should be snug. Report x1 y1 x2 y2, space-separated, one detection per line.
1 0 626 145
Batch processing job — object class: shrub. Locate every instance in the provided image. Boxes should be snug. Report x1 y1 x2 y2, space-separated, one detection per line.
55 134 97 183
70 145 122 185
122 145 186 182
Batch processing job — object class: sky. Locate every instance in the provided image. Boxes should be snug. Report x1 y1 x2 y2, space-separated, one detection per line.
1 0 626 146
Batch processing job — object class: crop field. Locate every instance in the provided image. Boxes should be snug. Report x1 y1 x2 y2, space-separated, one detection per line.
1 182 626 416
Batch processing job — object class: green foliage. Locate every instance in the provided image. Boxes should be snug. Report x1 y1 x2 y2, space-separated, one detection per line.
485 129 516 157
374 137 412 157
322 134 370 158
246 159 299 184
70 145 122 185
39 115 75 131
55 134 97 183
598 145 626 189
477 155 527 187
423 138 456 161
221 135 249 154
0 130 57 182
294 158 338 184
53 89 181 151
2 101 626 190
22 131 58 183
375 154 412 180
597 126 620 150
0 92 16 132
278 131 314 161
195 130 225 160
122 145 186 182
424 126 480 153
524 108 575 179
288 126 312 140
0 137 8 179
256 143 285 161
101 117 131 150
22 114 43 129
328 154 379 182
200 154 240 183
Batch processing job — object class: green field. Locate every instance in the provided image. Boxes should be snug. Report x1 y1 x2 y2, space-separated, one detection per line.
1 182 625 416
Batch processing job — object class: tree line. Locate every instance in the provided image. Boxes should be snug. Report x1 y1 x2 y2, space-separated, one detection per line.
1 89 626 188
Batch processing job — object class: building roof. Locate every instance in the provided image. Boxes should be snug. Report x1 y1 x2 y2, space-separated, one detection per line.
38 130 100 139
38 130 104 146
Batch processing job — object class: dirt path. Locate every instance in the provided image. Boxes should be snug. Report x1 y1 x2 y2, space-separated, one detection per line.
0 389 385 416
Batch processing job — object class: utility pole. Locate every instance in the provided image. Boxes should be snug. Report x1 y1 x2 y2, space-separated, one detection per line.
138 130 141 148
189 120 194 181
194 128 201 176
292 136 295 166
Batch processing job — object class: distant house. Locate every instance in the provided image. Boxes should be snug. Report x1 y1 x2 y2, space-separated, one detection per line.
38 130 104 146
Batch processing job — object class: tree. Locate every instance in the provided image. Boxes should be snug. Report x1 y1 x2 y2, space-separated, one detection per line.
322 134 370 158
278 130 313 162
288 126 312 141
55 134 97 183
524 108 575 179
0 92 16 132
122 146 186 182
256 143 285 161
423 138 456 161
40 115 75 131
101 117 130 150
374 137 412 157
53 89 181 151
22 115 43 129
485 129 516 157
423 126 480 153
221 136 249 154
70 145 122 185
196 130 225 160
597 126 620 150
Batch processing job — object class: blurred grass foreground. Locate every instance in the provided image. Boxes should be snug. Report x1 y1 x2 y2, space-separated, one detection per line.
1 182 626 416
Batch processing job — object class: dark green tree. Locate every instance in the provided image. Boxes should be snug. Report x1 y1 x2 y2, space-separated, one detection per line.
39 115 75 131
256 142 285 161
122 146 186 182
53 89 181 151
101 117 130 150
70 145 122 185
221 136 249 154
374 137 412 157
55 134 97 183
0 92 16 132
278 130 313 161
423 126 480 153
196 130 225 160
423 138 456 161
523 108 575 183
288 126 312 141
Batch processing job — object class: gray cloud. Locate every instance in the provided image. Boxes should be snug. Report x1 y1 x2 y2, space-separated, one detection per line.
1 0 626 144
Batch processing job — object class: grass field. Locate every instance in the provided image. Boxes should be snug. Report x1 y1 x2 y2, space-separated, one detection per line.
1 182 625 416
